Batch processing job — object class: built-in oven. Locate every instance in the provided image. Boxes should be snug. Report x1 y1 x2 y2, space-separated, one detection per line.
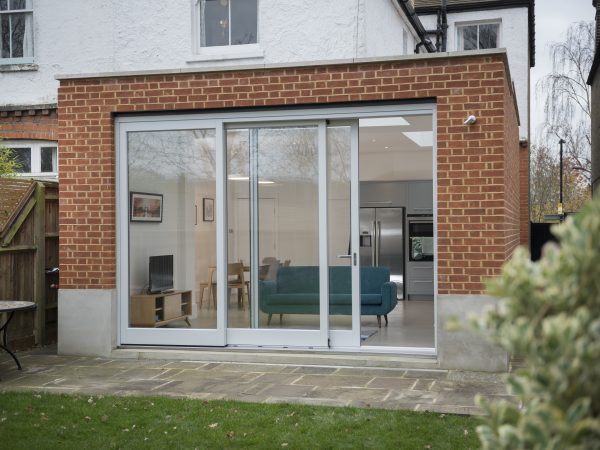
408 217 433 262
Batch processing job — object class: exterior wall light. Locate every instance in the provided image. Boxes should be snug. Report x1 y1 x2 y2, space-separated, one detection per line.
464 115 477 125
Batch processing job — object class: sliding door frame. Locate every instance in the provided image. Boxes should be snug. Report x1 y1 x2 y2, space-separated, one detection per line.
116 102 436 355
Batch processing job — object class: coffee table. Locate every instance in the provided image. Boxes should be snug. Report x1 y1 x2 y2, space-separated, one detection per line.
0 301 37 370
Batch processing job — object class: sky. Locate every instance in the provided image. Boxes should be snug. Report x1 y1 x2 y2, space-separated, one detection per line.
530 0 596 144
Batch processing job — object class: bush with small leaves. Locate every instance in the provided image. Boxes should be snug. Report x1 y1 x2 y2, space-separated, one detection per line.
0 141 21 176
473 196 600 449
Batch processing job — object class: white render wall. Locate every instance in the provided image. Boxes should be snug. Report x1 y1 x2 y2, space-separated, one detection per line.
419 7 530 138
1 0 417 107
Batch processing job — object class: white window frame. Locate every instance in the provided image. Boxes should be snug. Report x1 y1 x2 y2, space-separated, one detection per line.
456 20 501 52
0 0 34 64
189 0 263 63
3 140 58 177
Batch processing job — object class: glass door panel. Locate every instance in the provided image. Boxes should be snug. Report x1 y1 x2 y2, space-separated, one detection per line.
327 125 353 331
358 114 435 349
227 126 321 331
122 125 226 346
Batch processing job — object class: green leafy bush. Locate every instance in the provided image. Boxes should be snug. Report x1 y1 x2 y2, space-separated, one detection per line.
474 196 600 449
0 141 21 176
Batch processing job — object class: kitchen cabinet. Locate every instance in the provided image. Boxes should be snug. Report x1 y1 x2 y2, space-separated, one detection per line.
407 180 433 215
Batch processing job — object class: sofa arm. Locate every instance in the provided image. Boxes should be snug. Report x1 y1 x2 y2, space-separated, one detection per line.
380 281 398 313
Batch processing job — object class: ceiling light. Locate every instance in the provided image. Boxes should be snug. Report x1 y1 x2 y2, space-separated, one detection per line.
258 180 274 185
359 117 409 127
228 175 249 181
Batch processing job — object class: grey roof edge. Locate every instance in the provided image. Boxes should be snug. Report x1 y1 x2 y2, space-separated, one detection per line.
55 49 508 81
0 103 57 112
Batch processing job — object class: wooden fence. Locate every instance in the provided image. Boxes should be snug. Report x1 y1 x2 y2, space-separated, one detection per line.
0 179 58 349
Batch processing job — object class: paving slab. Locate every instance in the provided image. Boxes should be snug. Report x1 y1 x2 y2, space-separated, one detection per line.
0 346 514 415
366 377 418 390
293 374 373 388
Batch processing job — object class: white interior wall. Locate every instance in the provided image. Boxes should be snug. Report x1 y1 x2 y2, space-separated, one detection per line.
129 177 188 295
194 184 217 291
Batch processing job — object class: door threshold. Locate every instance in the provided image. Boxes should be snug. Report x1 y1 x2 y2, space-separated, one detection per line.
113 345 440 370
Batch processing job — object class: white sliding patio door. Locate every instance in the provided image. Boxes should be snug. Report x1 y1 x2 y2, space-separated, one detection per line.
118 118 227 346
116 104 434 351
225 122 358 347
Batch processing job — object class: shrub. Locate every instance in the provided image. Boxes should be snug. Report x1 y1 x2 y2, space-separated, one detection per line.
474 196 600 449
0 141 21 176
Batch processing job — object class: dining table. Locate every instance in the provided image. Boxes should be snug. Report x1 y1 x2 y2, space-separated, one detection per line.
0 300 37 371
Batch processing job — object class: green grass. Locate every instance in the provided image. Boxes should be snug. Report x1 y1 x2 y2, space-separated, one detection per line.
0 391 481 449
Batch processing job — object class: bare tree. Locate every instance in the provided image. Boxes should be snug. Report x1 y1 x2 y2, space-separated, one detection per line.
530 143 590 222
530 144 559 222
537 21 593 181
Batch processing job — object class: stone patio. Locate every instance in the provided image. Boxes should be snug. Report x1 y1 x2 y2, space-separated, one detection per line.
0 346 513 415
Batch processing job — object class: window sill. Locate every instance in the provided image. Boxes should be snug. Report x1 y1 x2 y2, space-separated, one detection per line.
0 62 38 72
187 44 264 63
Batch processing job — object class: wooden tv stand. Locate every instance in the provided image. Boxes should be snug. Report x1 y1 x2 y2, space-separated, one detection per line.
130 290 192 327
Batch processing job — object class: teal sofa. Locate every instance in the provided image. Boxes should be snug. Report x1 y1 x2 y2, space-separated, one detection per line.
258 266 397 327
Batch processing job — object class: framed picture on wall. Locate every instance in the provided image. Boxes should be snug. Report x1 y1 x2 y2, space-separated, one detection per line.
203 198 214 222
130 192 163 222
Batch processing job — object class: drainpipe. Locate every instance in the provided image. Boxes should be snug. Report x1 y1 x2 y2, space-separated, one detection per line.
424 0 448 53
395 0 436 53
440 0 448 52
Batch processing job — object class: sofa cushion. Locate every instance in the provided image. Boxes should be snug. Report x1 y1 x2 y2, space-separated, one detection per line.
276 266 319 294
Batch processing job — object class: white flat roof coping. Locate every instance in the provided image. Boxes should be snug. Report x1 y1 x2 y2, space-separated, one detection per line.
55 48 508 81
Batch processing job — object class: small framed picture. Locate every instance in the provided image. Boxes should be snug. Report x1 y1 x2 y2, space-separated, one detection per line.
203 198 214 222
130 192 163 223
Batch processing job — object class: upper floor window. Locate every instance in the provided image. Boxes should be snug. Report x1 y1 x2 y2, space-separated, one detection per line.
4 141 57 177
457 22 500 51
199 0 257 47
0 0 33 63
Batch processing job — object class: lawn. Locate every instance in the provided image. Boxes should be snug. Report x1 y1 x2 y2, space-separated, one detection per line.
0 392 481 449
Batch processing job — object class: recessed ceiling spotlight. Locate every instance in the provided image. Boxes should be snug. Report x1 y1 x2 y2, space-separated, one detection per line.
360 117 410 127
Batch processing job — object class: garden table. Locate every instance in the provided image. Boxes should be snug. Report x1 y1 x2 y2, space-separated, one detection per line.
0 301 37 371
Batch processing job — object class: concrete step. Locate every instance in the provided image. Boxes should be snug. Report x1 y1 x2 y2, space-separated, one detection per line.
111 346 441 371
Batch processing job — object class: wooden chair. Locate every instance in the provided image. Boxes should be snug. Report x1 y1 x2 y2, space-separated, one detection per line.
227 262 249 310
199 266 217 309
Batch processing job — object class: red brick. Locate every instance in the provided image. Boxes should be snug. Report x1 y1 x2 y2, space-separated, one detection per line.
56 53 521 292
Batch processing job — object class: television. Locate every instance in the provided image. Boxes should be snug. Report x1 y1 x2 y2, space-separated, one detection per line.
148 255 174 294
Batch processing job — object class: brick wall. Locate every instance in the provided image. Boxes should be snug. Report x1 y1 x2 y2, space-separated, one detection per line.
504 82 521 260
57 53 521 294
0 108 58 141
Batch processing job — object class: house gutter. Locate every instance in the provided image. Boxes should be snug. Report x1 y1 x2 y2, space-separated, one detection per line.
394 0 436 53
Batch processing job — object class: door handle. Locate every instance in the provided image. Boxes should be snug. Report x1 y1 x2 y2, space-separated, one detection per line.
376 221 381 266
336 254 352 259
372 221 376 265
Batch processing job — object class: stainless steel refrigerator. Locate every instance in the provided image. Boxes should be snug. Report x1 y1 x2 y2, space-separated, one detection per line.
359 207 404 300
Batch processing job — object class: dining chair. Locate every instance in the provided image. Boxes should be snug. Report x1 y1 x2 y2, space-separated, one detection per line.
227 262 249 310
199 266 217 309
